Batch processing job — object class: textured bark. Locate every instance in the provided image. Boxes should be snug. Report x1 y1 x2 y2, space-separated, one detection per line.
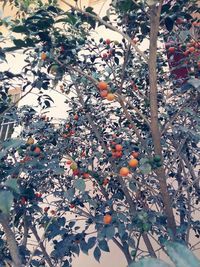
0 214 22 267
148 2 176 235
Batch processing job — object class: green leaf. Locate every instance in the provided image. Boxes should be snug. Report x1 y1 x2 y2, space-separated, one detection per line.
166 242 200 267
2 138 24 150
12 25 28 33
99 239 110 252
87 237 96 249
73 179 86 192
0 191 14 214
93 246 101 262
13 39 27 48
128 258 171 267
64 188 75 201
105 225 115 240
0 150 7 160
4 179 20 194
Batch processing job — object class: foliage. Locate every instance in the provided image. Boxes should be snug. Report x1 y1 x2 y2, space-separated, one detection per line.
129 242 200 267
0 0 200 266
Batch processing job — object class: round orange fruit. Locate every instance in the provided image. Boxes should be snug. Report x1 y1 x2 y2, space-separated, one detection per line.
103 214 112 224
97 81 108 91
168 47 175 53
41 52 47 60
115 144 123 151
100 90 108 98
132 151 139 158
106 93 115 101
128 158 138 168
34 147 41 154
119 167 129 176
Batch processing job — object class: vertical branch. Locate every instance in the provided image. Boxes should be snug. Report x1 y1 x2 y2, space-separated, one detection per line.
30 225 54 267
0 214 22 267
148 2 176 235
71 75 156 260
142 233 156 258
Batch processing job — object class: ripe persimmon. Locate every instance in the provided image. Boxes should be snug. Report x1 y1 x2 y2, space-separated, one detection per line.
41 52 47 60
132 151 139 158
168 47 175 53
128 158 138 168
105 39 111 45
34 147 41 154
119 167 129 176
103 178 109 186
115 144 123 151
102 53 108 59
100 90 108 98
97 81 108 90
74 114 78 120
189 47 195 53
103 214 112 224
115 151 122 157
83 173 90 179
106 93 115 101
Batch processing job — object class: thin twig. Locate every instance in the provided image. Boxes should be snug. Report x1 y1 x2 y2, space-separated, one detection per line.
60 0 148 62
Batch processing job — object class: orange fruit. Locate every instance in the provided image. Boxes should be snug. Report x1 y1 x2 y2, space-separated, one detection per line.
128 158 138 168
112 151 117 158
168 47 175 53
83 173 90 179
192 21 200 27
34 147 41 154
97 81 108 90
189 47 195 53
105 39 111 45
103 214 112 224
62 134 69 138
183 51 189 56
103 178 109 186
26 137 34 145
106 93 115 101
119 167 129 176
132 38 138 44
41 52 47 60
50 210 56 215
132 151 139 158
100 90 108 98
115 144 123 151
115 151 122 157
74 114 78 120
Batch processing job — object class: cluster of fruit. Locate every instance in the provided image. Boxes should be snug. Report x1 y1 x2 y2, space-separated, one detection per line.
97 81 115 101
19 137 42 163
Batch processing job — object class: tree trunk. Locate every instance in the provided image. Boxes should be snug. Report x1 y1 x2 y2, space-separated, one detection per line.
148 2 176 236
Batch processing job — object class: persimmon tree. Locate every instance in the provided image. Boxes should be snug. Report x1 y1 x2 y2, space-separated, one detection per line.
0 0 200 267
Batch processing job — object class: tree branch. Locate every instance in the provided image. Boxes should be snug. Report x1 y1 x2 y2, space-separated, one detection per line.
30 224 54 267
148 1 176 235
60 0 148 62
0 214 22 267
